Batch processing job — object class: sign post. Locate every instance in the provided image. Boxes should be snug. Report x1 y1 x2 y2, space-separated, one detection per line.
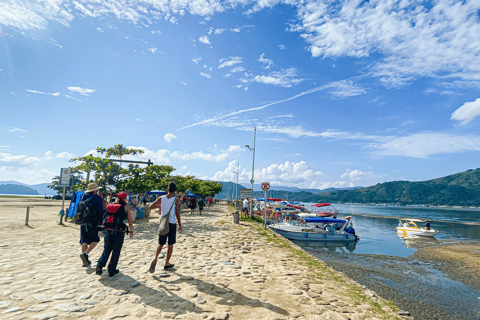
261 182 270 229
59 168 71 225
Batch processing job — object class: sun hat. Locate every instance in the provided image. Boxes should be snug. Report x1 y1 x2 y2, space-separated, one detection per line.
117 191 128 199
86 183 103 193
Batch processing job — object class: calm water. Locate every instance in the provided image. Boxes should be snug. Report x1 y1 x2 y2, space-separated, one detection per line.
303 203 480 256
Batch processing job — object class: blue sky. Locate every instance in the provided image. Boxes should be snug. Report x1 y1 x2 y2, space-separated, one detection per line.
1 0 480 189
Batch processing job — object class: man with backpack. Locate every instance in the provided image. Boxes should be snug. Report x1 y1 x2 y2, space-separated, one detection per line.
96 191 133 277
198 197 205 215
79 183 105 267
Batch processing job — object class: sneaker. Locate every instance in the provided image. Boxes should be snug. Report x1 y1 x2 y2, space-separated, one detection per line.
149 259 157 273
109 269 119 277
80 253 89 267
164 264 175 270
95 266 102 275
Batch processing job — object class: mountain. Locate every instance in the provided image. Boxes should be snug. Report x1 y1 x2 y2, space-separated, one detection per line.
215 181 247 199
0 181 55 195
315 168 480 206
0 184 40 195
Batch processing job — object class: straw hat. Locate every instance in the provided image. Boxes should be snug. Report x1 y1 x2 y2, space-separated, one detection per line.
86 183 103 193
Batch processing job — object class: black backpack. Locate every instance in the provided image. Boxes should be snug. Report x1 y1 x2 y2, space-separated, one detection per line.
73 197 99 227
104 203 128 232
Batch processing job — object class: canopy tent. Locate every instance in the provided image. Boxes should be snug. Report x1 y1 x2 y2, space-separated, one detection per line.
148 190 166 195
267 198 283 202
186 193 199 197
312 203 331 207
67 191 85 218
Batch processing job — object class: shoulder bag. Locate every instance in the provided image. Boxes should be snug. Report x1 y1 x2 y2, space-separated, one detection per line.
158 200 175 236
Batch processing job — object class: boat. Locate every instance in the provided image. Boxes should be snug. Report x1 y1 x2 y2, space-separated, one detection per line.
269 214 359 242
396 219 439 239
311 203 338 217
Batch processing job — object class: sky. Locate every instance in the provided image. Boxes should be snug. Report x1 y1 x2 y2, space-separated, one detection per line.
1 0 480 190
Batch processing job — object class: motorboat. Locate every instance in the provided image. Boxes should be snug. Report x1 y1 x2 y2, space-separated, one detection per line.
310 203 339 217
269 214 359 242
396 219 439 239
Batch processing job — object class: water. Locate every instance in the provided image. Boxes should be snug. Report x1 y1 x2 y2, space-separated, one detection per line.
295 203 480 320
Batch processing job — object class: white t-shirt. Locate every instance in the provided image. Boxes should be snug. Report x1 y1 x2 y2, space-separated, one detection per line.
160 195 177 224
243 199 248 209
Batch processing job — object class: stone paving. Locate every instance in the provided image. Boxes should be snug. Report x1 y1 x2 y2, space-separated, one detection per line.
0 199 402 320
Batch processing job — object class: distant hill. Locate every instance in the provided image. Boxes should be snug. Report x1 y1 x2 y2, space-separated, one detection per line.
0 181 54 195
0 184 40 195
315 169 480 206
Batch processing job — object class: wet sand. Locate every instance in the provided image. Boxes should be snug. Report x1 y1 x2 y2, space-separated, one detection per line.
0 198 404 320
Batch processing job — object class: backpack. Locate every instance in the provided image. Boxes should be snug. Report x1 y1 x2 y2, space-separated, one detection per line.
73 197 97 226
198 199 204 206
104 203 128 232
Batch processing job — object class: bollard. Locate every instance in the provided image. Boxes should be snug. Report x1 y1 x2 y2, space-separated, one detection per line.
233 210 239 224
25 206 30 226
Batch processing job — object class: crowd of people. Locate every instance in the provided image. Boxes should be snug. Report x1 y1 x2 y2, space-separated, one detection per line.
77 182 215 275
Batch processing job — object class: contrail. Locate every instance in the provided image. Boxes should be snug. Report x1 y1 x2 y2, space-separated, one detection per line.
176 85 328 131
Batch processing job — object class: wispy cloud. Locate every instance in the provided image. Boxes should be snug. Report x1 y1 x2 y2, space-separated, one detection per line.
67 86 95 96
214 28 225 35
230 25 255 33
199 72 211 78
218 56 243 69
252 68 303 88
258 53 273 69
64 95 82 102
192 56 202 64
26 89 59 97
8 127 27 133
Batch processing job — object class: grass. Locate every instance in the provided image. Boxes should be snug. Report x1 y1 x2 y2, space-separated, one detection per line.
217 220 227 225
242 224 401 319
239 215 264 224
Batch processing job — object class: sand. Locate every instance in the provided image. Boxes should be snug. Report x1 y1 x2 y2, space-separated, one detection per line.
0 197 406 320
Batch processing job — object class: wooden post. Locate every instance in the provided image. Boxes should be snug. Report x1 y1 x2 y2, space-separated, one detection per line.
25 206 30 226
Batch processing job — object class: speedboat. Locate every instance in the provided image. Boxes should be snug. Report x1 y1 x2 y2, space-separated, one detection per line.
269 214 359 242
310 203 339 217
396 219 439 239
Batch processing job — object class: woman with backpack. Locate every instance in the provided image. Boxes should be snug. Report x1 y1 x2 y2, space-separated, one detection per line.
96 191 134 277
189 196 197 214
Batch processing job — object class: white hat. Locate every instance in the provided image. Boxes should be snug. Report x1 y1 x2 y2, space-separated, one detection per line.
86 183 103 193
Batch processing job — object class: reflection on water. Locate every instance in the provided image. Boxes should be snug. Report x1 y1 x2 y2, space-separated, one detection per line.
401 237 439 249
292 240 357 253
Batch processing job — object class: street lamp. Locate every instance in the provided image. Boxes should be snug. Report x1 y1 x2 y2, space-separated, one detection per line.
245 127 256 217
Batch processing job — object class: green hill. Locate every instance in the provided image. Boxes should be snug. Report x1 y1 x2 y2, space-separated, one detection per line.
0 184 40 195
316 169 480 206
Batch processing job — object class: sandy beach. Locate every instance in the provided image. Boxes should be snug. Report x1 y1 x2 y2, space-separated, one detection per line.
0 197 408 320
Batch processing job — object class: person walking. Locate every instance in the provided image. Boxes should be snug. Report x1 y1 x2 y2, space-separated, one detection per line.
189 196 197 214
198 197 205 215
149 182 182 273
79 183 104 267
96 191 133 277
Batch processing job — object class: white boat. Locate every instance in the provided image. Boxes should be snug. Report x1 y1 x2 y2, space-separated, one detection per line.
269 216 359 242
396 219 439 239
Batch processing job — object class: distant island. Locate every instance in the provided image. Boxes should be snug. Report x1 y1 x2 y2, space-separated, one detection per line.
0 184 40 195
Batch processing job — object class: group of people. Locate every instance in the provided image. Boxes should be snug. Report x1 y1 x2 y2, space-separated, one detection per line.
184 196 214 215
78 182 182 276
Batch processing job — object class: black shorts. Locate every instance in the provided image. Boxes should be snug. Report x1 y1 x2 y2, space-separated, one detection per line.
80 225 100 245
158 223 177 246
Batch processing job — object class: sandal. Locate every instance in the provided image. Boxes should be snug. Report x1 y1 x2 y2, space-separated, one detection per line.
149 259 157 273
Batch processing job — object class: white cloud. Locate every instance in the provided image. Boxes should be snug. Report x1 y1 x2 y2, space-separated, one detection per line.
0 152 42 166
230 66 245 73
180 81 187 86
451 98 480 125
218 56 243 69
148 47 157 54
252 68 303 88
370 132 480 158
97 27 103 32
171 145 243 162
214 28 225 35
199 36 211 44
56 151 75 158
229 25 254 33
67 86 95 96
26 89 60 97
258 53 273 69
8 127 27 133
340 169 365 181
0 166 56 185
293 0 480 87
278 44 285 50
151 30 161 35
164 133 177 143
192 56 202 64
199 72 211 78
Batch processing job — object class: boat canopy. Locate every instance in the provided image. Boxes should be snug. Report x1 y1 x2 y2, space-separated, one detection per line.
302 217 346 223
148 190 167 195
313 203 331 207
267 198 283 201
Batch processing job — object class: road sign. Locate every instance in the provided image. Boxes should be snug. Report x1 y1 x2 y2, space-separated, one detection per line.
60 168 71 186
240 188 253 199
261 182 270 191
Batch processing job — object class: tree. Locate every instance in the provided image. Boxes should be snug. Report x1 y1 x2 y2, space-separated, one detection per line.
47 169 83 195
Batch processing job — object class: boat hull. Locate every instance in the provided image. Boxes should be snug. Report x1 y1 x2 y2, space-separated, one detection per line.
396 227 439 239
270 226 358 242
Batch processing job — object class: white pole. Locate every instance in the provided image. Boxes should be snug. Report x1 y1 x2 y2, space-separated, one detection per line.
264 189 266 229
250 127 256 217
59 186 66 225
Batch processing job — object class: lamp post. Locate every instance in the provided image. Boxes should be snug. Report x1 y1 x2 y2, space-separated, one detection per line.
245 127 256 217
